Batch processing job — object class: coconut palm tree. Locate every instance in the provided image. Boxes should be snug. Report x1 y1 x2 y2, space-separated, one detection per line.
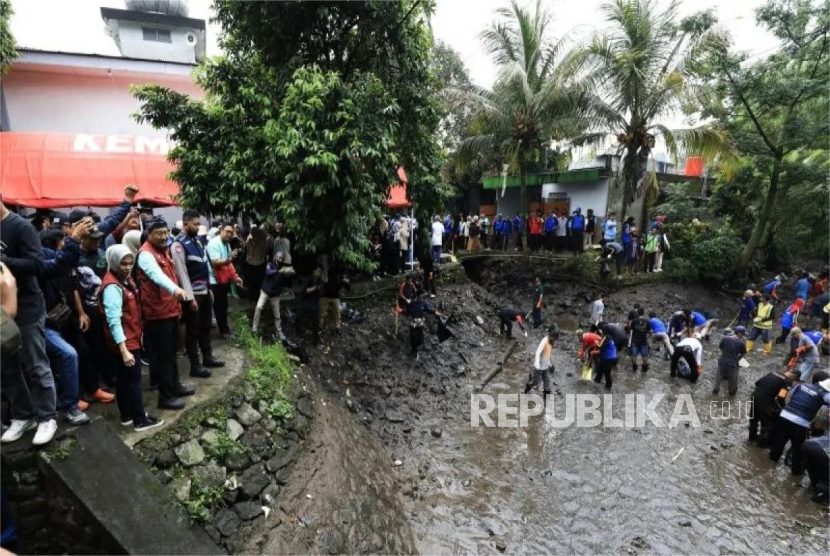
449 0 585 215
575 0 734 225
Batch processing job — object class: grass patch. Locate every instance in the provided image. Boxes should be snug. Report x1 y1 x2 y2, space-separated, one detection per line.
233 314 295 421
182 474 227 524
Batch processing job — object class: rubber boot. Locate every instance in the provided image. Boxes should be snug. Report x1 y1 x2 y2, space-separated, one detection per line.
632 362 638 372
746 340 755 353
763 342 773 355
642 363 649 373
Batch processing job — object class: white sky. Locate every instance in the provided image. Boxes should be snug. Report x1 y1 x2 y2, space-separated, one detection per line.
10 0 776 84
9 0 777 150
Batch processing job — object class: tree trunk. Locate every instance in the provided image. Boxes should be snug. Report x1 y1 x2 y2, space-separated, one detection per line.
620 145 637 223
734 156 782 272
518 148 527 218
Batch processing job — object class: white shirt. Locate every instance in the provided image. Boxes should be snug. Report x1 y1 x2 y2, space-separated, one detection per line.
431 222 444 246
534 337 553 370
556 218 567 236
677 337 703 366
590 299 604 324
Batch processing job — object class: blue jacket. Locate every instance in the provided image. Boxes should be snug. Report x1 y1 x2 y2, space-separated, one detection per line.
513 216 523 234
739 298 756 320
691 311 707 326
764 280 780 294
502 219 512 234
781 306 799 329
782 383 830 428
649 317 667 334
569 214 585 232
444 217 452 235
796 278 810 300
805 330 824 345
600 335 617 360
544 216 557 233
622 222 633 244
494 219 503 234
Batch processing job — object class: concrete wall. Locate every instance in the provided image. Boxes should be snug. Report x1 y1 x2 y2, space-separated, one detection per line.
117 21 200 64
493 185 543 216
542 178 611 217
2 68 201 135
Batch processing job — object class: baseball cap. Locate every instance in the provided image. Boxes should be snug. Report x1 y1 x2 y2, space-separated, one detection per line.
51 211 70 229
734 326 747 334
68 208 94 225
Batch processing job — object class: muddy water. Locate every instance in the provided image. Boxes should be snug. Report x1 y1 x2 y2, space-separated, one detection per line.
413 338 829 555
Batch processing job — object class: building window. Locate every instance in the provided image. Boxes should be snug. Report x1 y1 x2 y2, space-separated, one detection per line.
142 28 172 43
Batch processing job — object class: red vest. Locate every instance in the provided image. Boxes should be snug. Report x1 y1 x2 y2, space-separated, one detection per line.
100 271 143 352
137 242 181 321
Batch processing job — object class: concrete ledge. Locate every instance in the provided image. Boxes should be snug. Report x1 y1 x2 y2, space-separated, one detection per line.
43 423 223 555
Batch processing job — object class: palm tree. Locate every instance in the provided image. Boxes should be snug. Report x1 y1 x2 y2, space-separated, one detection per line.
575 0 734 225
449 0 584 216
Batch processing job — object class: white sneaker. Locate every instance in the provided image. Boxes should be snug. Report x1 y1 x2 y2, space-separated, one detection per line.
32 419 58 446
1 419 36 443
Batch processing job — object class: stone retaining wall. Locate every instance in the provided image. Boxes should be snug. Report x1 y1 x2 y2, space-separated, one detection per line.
133 370 314 553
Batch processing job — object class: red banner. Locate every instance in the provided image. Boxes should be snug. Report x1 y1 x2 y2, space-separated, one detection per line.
1 132 180 208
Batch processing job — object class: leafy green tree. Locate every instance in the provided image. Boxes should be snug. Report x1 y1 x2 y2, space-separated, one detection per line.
692 0 829 272
576 0 735 226
134 0 445 270
451 0 585 214
0 0 17 76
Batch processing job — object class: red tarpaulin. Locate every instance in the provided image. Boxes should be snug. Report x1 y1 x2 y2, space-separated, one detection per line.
387 166 410 208
0 132 180 208
684 156 704 177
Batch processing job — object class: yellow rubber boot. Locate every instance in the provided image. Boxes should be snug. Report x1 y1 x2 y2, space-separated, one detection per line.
763 342 773 355
746 340 755 353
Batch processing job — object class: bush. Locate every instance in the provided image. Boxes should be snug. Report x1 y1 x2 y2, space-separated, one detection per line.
692 232 743 283
665 257 697 283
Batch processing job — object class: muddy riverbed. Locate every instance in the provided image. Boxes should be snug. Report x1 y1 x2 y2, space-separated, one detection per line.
257 267 830 554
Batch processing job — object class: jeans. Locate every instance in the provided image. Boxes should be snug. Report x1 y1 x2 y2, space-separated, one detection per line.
144 318 182 402
3 316 57 422
748 395 779 445
798 360 818 382
211 284 230 334
252 291 284 338
116 349 145 424
748 327 770 343
712 362 738 396
769 417 809 475
804 439 829 494
525 367 551 394
594 358 615 389
671 346 699 382
44 327 80 413
183 293 214 367
431 245 442 264
81 305 114 390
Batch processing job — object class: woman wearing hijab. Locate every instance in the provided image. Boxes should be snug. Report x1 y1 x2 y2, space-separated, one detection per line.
122 229 142 256
100 245 163 432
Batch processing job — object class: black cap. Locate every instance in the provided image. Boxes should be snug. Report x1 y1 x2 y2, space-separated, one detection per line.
68 208 93 225
40 229 64 250
87 227 104 240
51 211 70 229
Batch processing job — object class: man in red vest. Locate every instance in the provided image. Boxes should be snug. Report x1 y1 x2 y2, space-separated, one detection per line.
136 216 193 410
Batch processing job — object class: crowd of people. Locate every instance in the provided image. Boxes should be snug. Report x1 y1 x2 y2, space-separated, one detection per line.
502 268 830 505
0 187 344 446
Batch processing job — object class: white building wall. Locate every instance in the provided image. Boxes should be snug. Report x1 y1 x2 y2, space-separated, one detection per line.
117 22 199 64
542 179 610 217
2 68 201 135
